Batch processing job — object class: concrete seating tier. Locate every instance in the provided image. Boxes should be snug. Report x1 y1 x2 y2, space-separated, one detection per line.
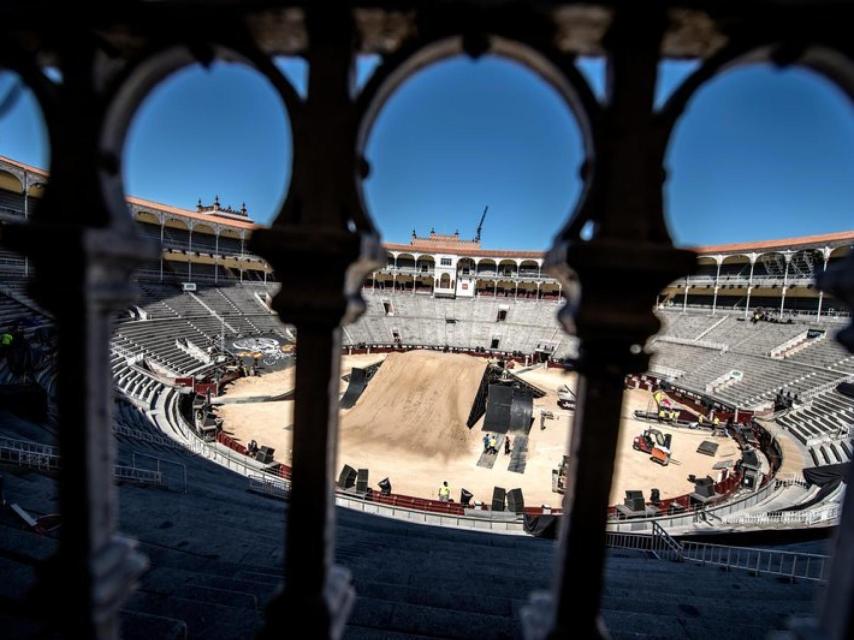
788 332 854 370
343 290 574 355
0 404 825 639
776 388 854 457
656 311 722 340
0 292 37 330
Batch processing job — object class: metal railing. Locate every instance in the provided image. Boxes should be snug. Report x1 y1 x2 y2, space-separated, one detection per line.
130 452 187 492
114 465 164 487
0 435 167 488
606 521 831 582
0 437 61 471
606 521 684 560
679 539 829 581
724 504 840 527
248 474 291 499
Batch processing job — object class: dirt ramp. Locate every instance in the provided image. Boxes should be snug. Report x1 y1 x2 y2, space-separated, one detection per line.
340 350 487 461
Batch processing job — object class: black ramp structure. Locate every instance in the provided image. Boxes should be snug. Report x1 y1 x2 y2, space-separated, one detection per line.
340 367 368 409
484 384 513 433
509 389 534 433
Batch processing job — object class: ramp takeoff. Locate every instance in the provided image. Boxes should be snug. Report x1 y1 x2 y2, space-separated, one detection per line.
340 361 384 409
508 435 529 474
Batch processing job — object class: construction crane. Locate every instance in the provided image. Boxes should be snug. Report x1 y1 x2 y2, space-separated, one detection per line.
474 205 488 243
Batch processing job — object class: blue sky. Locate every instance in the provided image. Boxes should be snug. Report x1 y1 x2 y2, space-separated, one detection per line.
0 55 851 249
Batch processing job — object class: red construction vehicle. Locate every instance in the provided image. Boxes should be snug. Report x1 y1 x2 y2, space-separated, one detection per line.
633 428 672 466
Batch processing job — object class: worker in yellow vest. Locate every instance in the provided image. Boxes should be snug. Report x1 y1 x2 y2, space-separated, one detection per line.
653 389 664 407
488 434 498 454
438 481 451 502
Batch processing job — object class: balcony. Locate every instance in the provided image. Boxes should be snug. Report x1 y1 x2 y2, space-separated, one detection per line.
671 274 816 288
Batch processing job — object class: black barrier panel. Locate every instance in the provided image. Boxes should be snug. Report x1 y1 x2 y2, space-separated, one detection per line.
340 367 368 409
484 385 513 433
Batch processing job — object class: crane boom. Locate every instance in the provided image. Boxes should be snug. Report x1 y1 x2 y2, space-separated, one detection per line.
475 205 488 242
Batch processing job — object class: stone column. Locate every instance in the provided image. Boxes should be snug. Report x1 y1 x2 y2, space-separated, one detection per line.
817 248 831 321
250 9 382 638
2 43 157 637
521 9 696 638
744 254 756 319
712 257 722 315
780 252 792 315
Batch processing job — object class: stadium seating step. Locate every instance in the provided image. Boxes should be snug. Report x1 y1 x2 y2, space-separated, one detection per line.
348 596 517 640
120 610 188 640
124 591 262 640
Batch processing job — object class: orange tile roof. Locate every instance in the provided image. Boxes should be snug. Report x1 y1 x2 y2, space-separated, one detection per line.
384 242 544 260
0 155 257 231
127 196 257 231
2 155 851 255
693 230 854 255
0 155 49 178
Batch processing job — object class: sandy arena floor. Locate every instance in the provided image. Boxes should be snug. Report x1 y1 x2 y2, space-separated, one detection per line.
214 350 740 507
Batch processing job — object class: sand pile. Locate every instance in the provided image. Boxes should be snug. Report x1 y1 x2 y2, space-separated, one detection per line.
339 350 487 461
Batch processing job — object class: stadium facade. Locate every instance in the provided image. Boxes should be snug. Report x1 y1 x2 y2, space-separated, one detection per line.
2 154 851 317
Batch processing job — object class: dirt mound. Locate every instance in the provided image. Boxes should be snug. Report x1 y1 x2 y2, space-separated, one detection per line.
340 350 487 461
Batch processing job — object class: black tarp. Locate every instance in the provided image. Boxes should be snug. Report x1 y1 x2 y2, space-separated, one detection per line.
340 367 368 409
803 463 849 486
523 514 560 539
837 381 854 399
778 463 848 513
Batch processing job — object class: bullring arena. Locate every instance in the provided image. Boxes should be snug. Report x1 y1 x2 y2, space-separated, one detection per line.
0 154 852 639
215 349 743 507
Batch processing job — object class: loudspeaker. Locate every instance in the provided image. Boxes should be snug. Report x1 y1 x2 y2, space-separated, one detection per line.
255 446 275 464
460 488 473 506
624 490 644 512
507 488 525 513
356 468 369 493
378 477 392 496
491 487 506 512
650 488 661 505
694 477 715 498
337 465 357 489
